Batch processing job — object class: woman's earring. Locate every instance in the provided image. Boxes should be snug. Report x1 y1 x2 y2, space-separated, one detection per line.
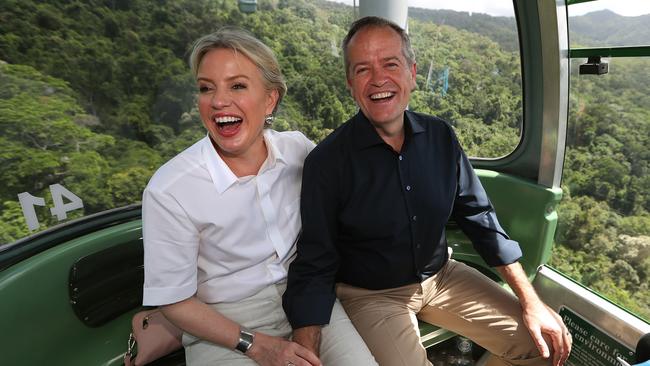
264 114 274 126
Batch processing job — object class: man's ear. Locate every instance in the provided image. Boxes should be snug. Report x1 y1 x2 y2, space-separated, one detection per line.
410 62 417 91
346 77 355 97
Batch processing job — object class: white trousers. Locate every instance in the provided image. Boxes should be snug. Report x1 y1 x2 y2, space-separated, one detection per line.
183 281 377 365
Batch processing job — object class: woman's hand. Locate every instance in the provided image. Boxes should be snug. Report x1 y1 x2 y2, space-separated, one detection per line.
247 332 322 366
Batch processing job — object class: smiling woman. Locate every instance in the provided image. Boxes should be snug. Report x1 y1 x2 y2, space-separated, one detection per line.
195 46 278 173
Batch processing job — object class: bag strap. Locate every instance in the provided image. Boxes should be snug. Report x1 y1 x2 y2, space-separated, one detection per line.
124 332 136 366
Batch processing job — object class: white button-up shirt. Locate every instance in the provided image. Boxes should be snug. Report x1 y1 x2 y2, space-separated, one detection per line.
142 129 314 306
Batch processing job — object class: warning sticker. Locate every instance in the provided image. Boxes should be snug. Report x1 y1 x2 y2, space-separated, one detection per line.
560 306 635 366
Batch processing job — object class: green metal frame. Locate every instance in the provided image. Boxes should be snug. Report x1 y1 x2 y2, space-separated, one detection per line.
566 0 597 5
570 46 650 58
449 170 563 279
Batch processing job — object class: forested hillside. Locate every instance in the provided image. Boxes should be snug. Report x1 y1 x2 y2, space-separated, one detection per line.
0 0 521 229
570 10 650 47
0 0 647 319
409 7 518 52
550 57 650 319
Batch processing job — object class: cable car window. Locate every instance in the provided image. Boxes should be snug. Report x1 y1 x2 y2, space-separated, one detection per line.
0 0 346 244
568 0 650 47
407 1 522 159
0 0 521 245
551 5 650 321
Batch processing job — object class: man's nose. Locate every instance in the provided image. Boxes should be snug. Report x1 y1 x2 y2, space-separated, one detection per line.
369 67 387 86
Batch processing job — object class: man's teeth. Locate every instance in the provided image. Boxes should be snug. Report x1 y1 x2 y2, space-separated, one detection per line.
370 92 394 100
214 116 242 124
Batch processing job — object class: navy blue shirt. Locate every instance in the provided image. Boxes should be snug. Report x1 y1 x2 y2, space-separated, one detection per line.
283 111 522 328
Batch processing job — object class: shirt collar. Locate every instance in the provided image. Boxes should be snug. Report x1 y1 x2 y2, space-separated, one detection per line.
201 130 286 194
201 136 237 194
263 129 287 166
353 110 425 150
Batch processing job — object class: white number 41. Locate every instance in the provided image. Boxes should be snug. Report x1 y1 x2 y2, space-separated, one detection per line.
18 184 84 231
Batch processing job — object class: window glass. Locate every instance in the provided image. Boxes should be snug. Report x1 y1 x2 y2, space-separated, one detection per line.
551 55 650 321
568 0 650 47
0 0 522 245
407 1 523 158
0 0 351 245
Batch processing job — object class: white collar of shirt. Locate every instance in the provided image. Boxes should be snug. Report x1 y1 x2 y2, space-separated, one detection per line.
201 129 287 194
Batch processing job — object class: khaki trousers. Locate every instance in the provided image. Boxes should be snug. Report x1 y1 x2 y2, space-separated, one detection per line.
183 282 377 365
336 259 550 366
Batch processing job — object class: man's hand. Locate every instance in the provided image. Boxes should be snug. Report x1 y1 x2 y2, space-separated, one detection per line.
246 332 322 366
292 326 322 356
522 300 572 366
497 262 572 366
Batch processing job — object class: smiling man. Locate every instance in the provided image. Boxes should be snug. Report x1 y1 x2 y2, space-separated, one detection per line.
283 16 572 366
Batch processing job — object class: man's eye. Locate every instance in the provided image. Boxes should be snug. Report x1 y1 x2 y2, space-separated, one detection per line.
386 63 398 69
355 68 368 75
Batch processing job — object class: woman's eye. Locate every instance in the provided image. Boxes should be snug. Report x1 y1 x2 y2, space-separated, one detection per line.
232 83 247 90
199 85 212 93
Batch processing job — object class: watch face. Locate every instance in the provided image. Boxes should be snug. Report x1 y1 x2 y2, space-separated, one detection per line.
236 328 255 353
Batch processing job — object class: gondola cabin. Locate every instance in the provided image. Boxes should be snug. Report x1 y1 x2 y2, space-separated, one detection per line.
0 0 648 365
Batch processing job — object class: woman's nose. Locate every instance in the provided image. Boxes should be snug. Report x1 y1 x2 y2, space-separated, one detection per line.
210 90 231 109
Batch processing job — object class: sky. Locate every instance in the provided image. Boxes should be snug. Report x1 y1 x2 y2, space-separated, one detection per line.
327 0 650 17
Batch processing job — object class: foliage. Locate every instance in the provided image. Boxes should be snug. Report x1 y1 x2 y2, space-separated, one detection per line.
409 8 519 52
552 58 650 321
569 10 650 47
0 62 159 235
407 20 521 157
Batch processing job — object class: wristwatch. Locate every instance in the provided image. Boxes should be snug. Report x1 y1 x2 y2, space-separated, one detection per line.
235 326 255 353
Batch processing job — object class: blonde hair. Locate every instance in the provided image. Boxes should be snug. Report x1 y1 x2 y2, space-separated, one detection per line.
189 27 286 113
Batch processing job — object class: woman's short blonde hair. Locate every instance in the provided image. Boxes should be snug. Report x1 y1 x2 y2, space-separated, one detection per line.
189 28 286 113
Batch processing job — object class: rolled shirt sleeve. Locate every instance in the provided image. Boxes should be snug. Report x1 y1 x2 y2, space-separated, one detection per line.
142 187 200 306
451 145 522 266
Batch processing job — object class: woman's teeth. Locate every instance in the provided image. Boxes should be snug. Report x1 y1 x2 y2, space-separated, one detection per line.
214 116 242 124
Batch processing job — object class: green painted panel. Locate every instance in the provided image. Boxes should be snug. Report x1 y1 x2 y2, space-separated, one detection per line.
570 46 650 58
421 170 562 347
1 170 562 359
449 170 563 278
419 322 456 348
566 0 598 5
0 220 143 366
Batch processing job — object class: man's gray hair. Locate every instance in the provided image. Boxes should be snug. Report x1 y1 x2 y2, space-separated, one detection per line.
342 16 416 78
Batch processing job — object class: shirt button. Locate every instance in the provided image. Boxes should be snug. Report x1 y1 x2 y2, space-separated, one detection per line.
412 215 417 221
406 185 411 191
416 243 421 249
399 155 403 161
